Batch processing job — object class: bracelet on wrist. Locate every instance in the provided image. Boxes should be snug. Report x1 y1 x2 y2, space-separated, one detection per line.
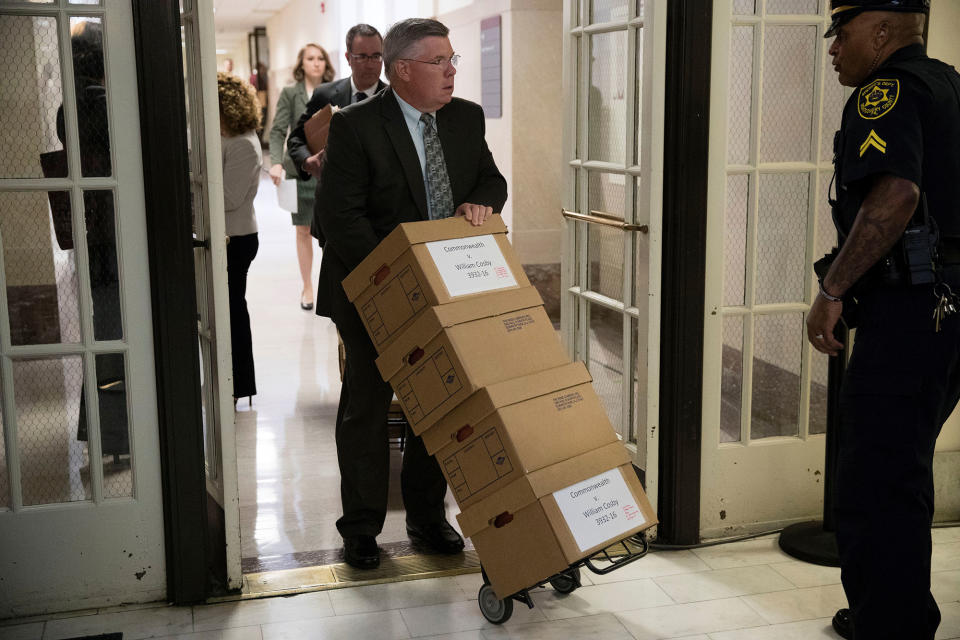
818 282 843 303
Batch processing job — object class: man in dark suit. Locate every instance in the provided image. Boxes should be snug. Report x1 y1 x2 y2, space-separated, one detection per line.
318 17 508 570
285 23 388 242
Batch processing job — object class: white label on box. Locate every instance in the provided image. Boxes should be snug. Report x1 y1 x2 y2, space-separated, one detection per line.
552 467 646 553
425 234 518 297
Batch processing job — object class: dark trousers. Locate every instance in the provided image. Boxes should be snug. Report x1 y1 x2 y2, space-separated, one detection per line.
836 285 960 639
227 233 258 398
329 271 447 538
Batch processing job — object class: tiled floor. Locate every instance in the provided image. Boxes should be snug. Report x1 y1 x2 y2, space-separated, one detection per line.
3 531 960 639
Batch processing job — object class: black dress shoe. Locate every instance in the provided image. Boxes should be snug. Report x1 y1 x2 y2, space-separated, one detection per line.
406 519 465 554
343 535 380 570
832 608 852 639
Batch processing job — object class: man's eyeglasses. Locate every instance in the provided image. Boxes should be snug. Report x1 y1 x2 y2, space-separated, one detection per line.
401 54 461 70
349 52 383 63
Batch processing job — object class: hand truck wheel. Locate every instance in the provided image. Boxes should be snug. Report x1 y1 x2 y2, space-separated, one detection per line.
549 567 581 594
478 583 513 624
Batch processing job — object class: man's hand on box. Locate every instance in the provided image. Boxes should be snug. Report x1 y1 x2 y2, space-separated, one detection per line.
455 203 493 226
303 149 326 179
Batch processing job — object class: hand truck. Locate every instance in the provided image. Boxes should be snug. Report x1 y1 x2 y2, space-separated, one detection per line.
476 533 650 624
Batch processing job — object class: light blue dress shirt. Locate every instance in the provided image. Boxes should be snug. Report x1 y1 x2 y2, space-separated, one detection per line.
393 92 439 219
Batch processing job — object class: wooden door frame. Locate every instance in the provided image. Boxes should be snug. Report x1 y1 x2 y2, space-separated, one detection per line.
657 0 713 545
132 0 215 604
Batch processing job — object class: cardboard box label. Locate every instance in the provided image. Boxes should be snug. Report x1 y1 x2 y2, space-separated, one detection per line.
425 234 518 297
442 426 515 502
552 468 647 553
396 346 463 423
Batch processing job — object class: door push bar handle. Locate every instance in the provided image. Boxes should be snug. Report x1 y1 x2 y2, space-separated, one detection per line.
561 209 649 234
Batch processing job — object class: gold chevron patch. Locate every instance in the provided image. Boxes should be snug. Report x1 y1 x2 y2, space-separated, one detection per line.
859 129 887 157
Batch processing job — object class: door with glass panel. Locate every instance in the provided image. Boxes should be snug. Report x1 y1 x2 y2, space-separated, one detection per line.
561 0 665 505
701 0 846 538
0 0 164 614
180 0 243 590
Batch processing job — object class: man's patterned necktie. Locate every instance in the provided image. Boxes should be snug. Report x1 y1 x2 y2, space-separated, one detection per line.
420 113 453 219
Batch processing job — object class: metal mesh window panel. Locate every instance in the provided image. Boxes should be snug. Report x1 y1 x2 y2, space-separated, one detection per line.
809 349 829 434
724 174 750 307
750 313 803 439
69 0 102 4
95 352 131 497
83 190 123 341
15 355 90 506
589 30 628 165
587 302 624 438
821 44 846 163
590 0 628 23
69 17 111 178
575 36 583 160
756 172 809 305
634 180 650 310
0 14 63 179
589 170 626 219
759 25 818 163
0 401 8 509
0 191 81 346
766 0 820 14
588 223 625 301
814 171 838 265
634 26 644 166
733 0 757 15
721 315 745 443
728 26 755 166
631 316 646 449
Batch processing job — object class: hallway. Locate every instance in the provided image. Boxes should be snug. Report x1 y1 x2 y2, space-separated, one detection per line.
236 168 464 572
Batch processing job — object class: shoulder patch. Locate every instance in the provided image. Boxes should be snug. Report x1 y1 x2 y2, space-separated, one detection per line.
857 78 899 120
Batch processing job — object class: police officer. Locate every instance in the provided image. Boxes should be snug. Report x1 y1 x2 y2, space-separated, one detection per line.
808 1 960 638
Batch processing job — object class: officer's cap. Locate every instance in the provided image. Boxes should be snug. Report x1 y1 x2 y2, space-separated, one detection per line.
825 0 929 38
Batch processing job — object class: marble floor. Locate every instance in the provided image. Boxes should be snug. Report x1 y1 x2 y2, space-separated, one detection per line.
2 530 960 639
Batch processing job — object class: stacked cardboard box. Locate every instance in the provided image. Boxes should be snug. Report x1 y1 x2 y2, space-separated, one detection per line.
345 215 657 598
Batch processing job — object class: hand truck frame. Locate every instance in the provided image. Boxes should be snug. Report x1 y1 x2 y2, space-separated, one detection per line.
476 533 650 624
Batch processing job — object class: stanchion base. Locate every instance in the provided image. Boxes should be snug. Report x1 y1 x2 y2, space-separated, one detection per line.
778 520 840 567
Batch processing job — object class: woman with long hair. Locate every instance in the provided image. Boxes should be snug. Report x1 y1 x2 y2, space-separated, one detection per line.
268 43 335 310
218 72 263 404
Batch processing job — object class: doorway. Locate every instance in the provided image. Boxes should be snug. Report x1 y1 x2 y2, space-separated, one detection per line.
700 0 843 539
0 0 165 615
559 0 666 511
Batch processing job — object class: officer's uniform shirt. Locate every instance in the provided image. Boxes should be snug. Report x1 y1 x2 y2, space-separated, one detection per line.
834 43 960 240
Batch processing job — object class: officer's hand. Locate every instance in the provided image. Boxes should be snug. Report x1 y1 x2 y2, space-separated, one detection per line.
303 150 326 179
806 293 844 356
268 163 283 186
455 203 493 226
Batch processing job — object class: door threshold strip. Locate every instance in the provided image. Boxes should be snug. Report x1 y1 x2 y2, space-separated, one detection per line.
207 550 481 603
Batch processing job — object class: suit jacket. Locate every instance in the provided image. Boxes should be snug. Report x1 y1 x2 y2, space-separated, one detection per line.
269 82 309 175
286 77 388 181
286 76 388 241
316 87 508 318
